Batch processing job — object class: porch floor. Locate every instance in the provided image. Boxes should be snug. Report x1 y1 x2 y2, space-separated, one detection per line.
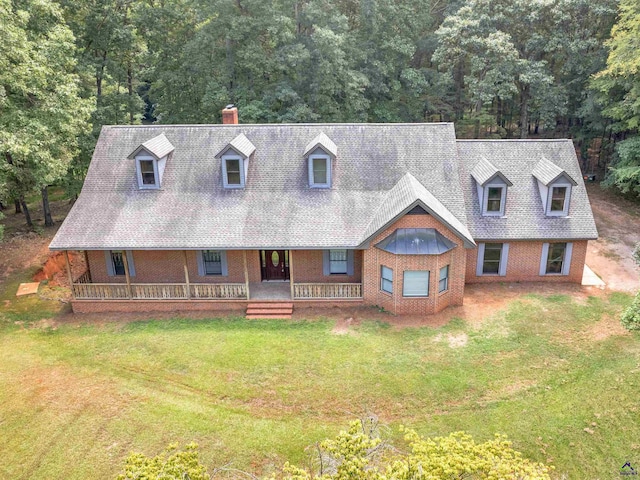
249 281 292 300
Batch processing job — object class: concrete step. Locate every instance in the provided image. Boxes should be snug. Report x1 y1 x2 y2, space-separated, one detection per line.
246 314 292 320
246 308 293 315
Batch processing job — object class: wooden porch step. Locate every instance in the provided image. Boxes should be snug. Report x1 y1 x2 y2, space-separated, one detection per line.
246 314 292 320
245 301 294 319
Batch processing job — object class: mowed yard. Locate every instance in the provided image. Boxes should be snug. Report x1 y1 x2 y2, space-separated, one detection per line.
0 185 639 479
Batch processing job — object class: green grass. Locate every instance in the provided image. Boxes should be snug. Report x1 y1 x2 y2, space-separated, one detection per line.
0 283 638 479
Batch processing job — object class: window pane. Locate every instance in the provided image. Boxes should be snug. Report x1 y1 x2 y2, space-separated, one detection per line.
226 159 241 185
381 266 393 293
313 158 327 184
111 251 125 275
203 250 222 275
482 243 502 274
140 160 156 185
546 243 566 274
439 265 449 293
403 271 429 297
550 186 567 211
487 187 502 212
329 249 347 274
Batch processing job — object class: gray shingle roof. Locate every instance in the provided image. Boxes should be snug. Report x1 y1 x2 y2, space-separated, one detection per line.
457 140 597 240
51 123 475 250
128 133 174 160
215 133 256 158
303 132 338 157
471 156 513 186
532 157 577 186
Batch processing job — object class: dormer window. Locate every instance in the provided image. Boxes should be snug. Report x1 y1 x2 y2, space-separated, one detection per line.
304 132 337 189
215 133 256 190
222 155 244 188
532 158 577 217
470 157 512 217
128 133 174 190
136 157 159 189
310 154 331 188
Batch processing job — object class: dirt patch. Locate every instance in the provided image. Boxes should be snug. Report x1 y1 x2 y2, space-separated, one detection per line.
585 184 640 292
584 314 629 341
32 251 86 287
433 332 468 348
332 317 355 335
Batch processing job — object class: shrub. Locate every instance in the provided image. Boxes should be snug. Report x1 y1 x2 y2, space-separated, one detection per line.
621 292 640 331
115 443 209 480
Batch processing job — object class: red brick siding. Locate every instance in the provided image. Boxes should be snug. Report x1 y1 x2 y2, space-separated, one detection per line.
291 250 362 283
362 214 467 315
72 300 246 314
465 240 587 284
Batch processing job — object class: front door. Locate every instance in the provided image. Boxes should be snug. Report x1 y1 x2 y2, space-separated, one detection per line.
261 250 289 281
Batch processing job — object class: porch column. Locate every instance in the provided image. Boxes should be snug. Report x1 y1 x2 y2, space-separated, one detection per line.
183 251 191 299
64 250 75 300
83 250 92 282
121 250 133 299
243 251 250 300
289 250 294 300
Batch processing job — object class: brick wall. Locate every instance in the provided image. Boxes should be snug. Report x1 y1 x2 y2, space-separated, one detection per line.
362 214 467 315
291 250 362 283
465 240 588 284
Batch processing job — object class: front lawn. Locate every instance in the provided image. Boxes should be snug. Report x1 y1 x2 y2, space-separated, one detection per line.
0 286 638 479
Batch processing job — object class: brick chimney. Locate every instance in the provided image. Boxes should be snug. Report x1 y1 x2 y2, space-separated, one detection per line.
222 104 238 125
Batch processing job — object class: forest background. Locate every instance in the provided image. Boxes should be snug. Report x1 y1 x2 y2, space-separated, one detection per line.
1 0 640 235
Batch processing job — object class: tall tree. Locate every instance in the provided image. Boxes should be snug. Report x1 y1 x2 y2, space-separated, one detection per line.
0 0 91 227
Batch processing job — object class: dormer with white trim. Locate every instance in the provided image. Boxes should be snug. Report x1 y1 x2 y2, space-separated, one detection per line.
215 133 256 189
470 157 513 216
304 132 337 188
128 133 174 190
532 157 577 217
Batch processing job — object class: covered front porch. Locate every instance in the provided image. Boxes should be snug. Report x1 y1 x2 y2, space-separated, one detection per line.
63 249 363 302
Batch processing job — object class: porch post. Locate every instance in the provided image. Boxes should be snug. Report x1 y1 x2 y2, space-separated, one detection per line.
289 250 294 300
121 250 132 299
183 251 191 299
83 250 92 282
64 250 75 300
243 250 250 300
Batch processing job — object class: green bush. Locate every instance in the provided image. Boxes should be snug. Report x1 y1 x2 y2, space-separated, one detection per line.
115 443 209 480
621 292 640 331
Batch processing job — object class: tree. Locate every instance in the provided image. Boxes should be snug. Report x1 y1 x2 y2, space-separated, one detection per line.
277 419 553 480
0 0 91 227
116 443 209 480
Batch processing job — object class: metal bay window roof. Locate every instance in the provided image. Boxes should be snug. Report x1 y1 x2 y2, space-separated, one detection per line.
375 228 456 255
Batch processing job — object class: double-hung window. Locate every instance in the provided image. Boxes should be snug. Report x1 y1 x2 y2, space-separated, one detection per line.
222 156 244 188
485 186 504 214
309 154 331 188
540 242 573 275
403 271 430 297
381 266 393 294
105 250 136 277
202 250 222 275
546 182 571 216
329 249 347 274
476 243 509 276
439 265 449 293
136 156 159 189
111 251 126 276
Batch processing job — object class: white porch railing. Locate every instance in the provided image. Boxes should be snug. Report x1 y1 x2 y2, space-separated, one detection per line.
190 283 247 299
73 282 247 300
293 283 362 299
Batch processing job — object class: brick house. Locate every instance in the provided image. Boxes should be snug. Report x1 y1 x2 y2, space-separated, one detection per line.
50 106 598 315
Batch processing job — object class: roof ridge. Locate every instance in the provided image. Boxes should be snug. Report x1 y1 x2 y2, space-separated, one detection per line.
105 122 456 129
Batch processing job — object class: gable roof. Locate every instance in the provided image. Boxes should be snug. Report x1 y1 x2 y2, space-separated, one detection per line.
361 172 475 247
51 123 474 250
215 133 256 158
457 140 597 240
532 157 577 186
303 132 337 157
127 133 174 160
470 156 513 186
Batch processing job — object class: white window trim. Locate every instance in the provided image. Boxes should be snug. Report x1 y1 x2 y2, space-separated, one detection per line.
482 183 507 216
402 270 430 297
105 250 136 277
476 242 509 277
136 155 160 189
323 250 354 276
309 154 331 188
540 242 573 276
438 265 449 294
380 265 393 295
222 154 245 189
197 250 229 276
546 183 571 216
